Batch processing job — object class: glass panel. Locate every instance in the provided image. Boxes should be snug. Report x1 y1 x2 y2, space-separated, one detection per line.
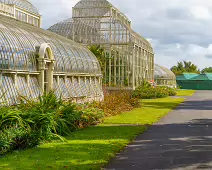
65 48 78 72
59 78 70 99
0 30 14 70
16 76 31 98
72 48 84 73
60 42 78 72
78 48 90 72
0 45 11 69
80 77 87 97
90 78 96 96
85 77 95 97
95 78 102 95
1 28 28 71
2 75 18 105
0 75 4 105
8 27 37 71
29 76 41 99
66 77 77 97
53 77 61 98
91 78 99 96
73 77 83 97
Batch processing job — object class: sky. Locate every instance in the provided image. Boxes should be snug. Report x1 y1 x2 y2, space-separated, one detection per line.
31 0 212 70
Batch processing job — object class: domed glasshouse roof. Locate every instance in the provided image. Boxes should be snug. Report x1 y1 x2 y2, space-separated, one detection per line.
48 18 75 39
0 14 103 104
154 64 176 87
0 14 101 74
0 0 39 15
154 64 175 79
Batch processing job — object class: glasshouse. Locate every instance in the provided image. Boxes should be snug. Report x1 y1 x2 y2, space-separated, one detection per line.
154 64 176 87
0 1 103 105
48 0 154 89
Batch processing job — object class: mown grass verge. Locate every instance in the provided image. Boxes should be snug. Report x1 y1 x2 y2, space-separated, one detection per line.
104 97 184 125
0 97 184 170
176 89 196 96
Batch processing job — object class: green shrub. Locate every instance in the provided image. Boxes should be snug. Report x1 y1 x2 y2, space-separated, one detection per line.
133 81 176 99
0 107 35 155
157 86 177 96
168 87 177 96
133 82 156 99
0 130 12 155
0 91 105 155
0 126 39 155
128 97 142 108
0 107 26 130
155 87 169 98
5 126 39 150
59 103 104 132
133 87 155 99
20 92 105 139
19 92 77 138
78 105 105 128
0 89 142 155
58 103 81 134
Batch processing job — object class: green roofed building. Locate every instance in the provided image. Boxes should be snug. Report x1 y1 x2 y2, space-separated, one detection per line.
177 73 212 90
176 73 199 81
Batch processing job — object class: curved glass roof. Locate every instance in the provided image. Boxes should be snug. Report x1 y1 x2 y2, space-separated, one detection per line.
0 15 101 75
154 64 176 79
48 18 100 43
0 0 39 15
49 0 153 51
48 18 74 39
48 18 152 50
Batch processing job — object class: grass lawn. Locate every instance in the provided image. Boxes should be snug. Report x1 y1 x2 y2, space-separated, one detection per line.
104 97 184 125
0 97 184 170
176 89 196 96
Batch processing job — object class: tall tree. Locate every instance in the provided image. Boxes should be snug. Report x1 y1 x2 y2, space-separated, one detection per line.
202 67 212 73
171 61 200 75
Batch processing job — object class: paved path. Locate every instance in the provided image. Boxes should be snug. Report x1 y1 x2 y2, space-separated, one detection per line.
105 91 212 170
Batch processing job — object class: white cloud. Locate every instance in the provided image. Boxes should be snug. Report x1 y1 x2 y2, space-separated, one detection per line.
204 44 212 59
207 44 212 53
176 44 181 49
190 6 211 20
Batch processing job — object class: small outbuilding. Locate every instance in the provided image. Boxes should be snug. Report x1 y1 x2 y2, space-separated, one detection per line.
177 73 212 90
154 64 176 88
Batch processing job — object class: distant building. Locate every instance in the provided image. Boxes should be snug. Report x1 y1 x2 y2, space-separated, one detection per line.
154 64 176 88
177 73 212 90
